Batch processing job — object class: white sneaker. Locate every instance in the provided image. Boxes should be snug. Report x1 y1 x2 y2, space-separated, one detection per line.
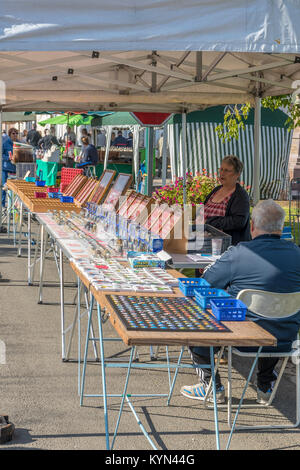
180 382 225 403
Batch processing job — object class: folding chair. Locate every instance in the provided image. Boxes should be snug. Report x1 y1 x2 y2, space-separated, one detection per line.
228 289 300 431
84 165 96 178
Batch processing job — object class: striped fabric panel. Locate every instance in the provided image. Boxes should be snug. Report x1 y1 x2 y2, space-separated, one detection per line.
169 122 292 200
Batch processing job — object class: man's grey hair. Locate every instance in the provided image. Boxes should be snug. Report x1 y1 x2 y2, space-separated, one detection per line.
252 199 285 233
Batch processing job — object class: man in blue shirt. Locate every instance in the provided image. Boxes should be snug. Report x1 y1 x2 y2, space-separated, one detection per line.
181 200 300 405
112 130 128 147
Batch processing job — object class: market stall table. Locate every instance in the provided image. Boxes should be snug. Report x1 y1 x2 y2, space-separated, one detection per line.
71 261 276 451
6 179 81 282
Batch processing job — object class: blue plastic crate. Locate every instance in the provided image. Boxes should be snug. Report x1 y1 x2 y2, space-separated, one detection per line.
194 287 231 309
25 176 36 182
48 192 62 199
35 180 46 187
210 298 247 321
282 226 292 233
178 278 210 296
59 195 74 203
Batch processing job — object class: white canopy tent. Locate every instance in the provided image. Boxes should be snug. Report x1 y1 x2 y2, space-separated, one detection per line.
1 0 300 223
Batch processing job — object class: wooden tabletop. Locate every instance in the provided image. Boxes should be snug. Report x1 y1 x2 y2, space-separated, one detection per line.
70 261 276 349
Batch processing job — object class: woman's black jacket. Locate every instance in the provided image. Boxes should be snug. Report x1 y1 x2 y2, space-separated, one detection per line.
204 183 251 245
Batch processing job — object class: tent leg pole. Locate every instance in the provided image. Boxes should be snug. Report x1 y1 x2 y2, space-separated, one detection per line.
253 97 261 206
162 124 168 187
182 112 187 205
146 127 154 196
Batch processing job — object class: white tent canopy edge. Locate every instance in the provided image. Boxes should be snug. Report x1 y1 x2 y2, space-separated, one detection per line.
1 0 300 53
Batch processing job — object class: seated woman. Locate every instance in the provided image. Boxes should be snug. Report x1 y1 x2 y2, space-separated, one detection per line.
204 155 251 245
76 137 98 168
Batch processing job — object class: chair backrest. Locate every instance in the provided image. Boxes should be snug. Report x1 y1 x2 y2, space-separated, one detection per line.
236 289 300 319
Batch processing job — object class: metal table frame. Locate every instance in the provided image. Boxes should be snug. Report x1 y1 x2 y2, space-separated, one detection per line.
74 269 275 451
35 215 100 362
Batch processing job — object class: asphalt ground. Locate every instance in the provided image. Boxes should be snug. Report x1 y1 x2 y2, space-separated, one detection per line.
0 222 299 452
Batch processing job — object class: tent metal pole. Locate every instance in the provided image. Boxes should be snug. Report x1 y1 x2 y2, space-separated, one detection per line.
146 127 154 196
103 126 112 171
161 124 168 187
182 111 187 205
253 97 261 205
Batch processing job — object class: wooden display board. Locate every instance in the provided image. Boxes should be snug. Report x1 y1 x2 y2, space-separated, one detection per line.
18 191 81 213
144 203 187 253
63 174 88 197
74 178 98 207
6 180 35 193
126 194 154 224
159 207 183 240
7 180 81 213
88 169 116 205
103 173 133 210
142 203 164 231
117 190 138 218
26 200 82 213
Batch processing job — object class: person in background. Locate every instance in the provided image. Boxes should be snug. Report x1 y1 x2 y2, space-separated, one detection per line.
61 126 77 167
97 130 106 147
203 155 251 246
20 129 28 143
126 132 133 148
112 130 128 147
80 128 91 141
38 128 59 151
38 129 51 150
76 137 98 169
181 200 300 405
49 127 59 147
2 128 18 207
26 124 41 161
110 132 116 146
62 126 77 146
26 123 41 148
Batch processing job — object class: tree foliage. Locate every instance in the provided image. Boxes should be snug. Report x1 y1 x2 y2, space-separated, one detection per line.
215 95 300 142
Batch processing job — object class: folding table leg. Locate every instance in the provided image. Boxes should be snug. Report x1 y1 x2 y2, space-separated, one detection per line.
38 225 46 304
17 202 23 257
210 346 220 450
226 346 262 450
227 346 232 427
30 225 41 284
67 283 99 363
111 346 136 451
97 303 110 450
167 347 185 405
77 277 81 396
27 212 32 285
80 295 95 406
59 248 66 361
7 190 12 236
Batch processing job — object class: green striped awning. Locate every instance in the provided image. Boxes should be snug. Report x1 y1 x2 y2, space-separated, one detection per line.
169 106 292 200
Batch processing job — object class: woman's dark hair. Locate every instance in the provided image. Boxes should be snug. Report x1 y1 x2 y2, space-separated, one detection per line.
222 155 243 175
